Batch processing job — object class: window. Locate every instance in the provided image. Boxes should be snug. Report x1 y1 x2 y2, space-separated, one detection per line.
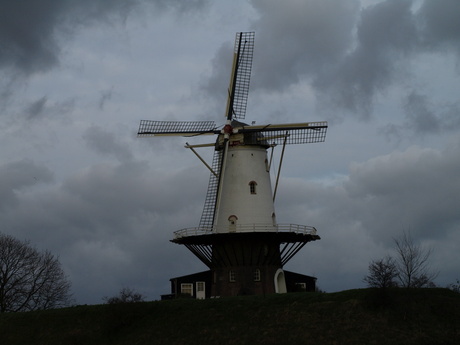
254 269 261 282
229 270 236 282
181 283 193 296
228 215 238 225
249 181 257 194
197 282 205 292
295 283 307 291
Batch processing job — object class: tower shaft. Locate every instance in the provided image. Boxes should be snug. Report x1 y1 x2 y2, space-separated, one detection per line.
215 145 276 232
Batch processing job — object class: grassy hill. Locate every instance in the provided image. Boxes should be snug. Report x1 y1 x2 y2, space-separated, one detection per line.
1 288 459 345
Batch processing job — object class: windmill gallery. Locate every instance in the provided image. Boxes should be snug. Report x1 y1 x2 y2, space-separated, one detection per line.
138 32 328 299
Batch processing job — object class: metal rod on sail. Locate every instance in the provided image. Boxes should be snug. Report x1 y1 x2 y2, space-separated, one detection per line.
273 132 289 202
186 142 218 177
226 33 243 121
213 138 230 228
268 143 276 171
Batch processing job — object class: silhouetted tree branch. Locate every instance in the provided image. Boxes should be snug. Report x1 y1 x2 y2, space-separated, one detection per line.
0 233 72 312
393 231 438 288
104 287 145 304
363 256 398 288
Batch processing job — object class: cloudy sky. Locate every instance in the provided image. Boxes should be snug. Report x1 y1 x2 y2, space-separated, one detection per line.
1 0 459 304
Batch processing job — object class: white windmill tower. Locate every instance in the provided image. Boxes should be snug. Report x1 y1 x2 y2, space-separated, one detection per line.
138 32 327 298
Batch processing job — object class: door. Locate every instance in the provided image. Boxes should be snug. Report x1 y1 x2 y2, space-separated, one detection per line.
274 269 287 294
196 281 206 300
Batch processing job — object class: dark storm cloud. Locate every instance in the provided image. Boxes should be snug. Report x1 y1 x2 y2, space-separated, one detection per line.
238 0 460 123
402 92 460 134
381 91 460 139
22 95 75 121
25 96 47 119
314 0 419 117
0 0 62 73
200 0 359 114
0 0 208 75
418 0 460 51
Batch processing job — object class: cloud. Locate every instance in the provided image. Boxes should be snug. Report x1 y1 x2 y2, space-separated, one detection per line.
1 0 459 301
0 159 54 209
199 42 234 112
403 91 460 133
276 142 460 290
0 0 210 76
342 143 460 241
380 91 460 139
0 0 62 73
25 96 48 119
418 0 460 51
83 125 133 162
20 95 75 122
0 157 207 302
0 0 210 111
230 0 460 123
98 86 114 111
313 0 419 118
250 0 359 91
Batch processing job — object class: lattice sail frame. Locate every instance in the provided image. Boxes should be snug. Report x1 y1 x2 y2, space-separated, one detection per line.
226 32 255 121
238 121 328 145
138 120 217 136
232 31 255 120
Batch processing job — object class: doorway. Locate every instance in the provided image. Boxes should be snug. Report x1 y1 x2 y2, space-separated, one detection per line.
274 269 287 293
196 281 206 299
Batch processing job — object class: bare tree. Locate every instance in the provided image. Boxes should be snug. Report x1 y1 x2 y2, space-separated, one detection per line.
393 231 438 288
104 287 145 304
363 256 398 288
0 233 72 312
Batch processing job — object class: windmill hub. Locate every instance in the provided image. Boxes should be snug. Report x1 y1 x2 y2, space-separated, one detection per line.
138 32 328 299
222 123 233 135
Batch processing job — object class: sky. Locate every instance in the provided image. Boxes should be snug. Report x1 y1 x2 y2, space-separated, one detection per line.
1 0 459 304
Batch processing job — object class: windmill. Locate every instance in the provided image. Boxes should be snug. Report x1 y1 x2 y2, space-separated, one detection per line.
138 32 327 298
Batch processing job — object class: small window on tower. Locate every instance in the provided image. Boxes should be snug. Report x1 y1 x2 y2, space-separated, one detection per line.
229 270 236 282
249 181 257 194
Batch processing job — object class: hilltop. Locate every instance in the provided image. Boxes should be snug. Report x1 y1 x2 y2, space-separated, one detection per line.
1 288 459 345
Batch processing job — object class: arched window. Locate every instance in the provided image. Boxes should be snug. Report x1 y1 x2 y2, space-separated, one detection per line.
228 215 238 225
249 181 257 194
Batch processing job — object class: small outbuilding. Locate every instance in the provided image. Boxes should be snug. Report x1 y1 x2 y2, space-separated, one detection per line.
162 269 316 300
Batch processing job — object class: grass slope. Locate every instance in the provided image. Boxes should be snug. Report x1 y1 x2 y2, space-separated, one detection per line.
1 288 459 345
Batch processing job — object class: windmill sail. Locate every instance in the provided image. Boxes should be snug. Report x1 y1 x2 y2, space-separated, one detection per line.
199 149 222 229
137 120 217 137
237 121 328 145
225 32 255 121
